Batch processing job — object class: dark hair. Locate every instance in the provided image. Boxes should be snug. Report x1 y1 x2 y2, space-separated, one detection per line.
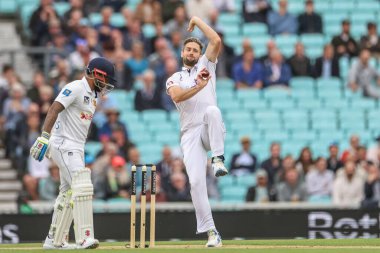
2 64 12 73
367 22 376 30
183 37 203 52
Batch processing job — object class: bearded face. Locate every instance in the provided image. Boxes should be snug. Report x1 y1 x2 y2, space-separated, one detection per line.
181 41 201 67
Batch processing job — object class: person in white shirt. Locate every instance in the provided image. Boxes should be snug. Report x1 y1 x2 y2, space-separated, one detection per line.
30 57 116 250
333 160 364 206
306 157 334 199
166 16 227 247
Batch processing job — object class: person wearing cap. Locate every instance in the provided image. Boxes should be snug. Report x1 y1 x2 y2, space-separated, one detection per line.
105 155 130 199
246 169 274 202
360 22 380 58
366 136 380 167
230 136 258 176
331 20 359 58
30 57 117 249
297 0 322 34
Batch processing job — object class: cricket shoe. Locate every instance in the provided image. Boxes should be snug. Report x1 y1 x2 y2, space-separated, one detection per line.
212 156 228 177
42 236 76 250
205 229 223 247
76 238 99 249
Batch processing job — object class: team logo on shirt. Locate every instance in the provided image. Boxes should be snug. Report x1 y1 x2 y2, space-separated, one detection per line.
92 99 97 107
83 96 90 105
62 89 72 96
80 112 93 120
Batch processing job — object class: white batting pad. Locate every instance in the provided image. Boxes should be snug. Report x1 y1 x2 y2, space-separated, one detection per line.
49 190 73 246
71 168 94 244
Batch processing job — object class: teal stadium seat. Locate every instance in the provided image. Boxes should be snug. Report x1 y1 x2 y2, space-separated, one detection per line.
350 99 377 110
216 78 235 90
291 89 315 100
269 99 295 110
53 2 70 16
242 99 268 110
311 109 336 121
316 77 342 89
297 98 321 109
0 0 17 14
221 185 247 202
308 195 332 204
236 174 256 187
300 34 324 48
225 110 252 122
242 23 268 36
282 141 306 157
92 199 107 213
323 99 348 109
155 132 180 146
275 35 298 49
291 130 316 142
290 77 314 90
218 13 241 25
283 119 309 131
218 89 235 100
142 24 156 38
254 110 280 120
85 141 102 157
236 90 261 100
317 89 342 99
312 120 338 131
263 89 290 100
263 131 289 142
357 1 380 11
141 110 168 123
111 13 126 28
148 121 174 133
331 1 355 11
350 12 376 25
282 109 308 121
318 130 345 143
89 13 102 26
218 176 235 188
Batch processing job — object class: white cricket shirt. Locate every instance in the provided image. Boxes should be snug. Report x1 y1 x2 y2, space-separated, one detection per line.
166 55 217 132
51 77 97 147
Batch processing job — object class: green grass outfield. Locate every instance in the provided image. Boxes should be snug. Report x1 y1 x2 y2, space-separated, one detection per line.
1 239 379 253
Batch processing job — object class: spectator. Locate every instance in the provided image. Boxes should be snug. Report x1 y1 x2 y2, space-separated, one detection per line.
277 169 307 202
261 142 282 188
27 71 46 103
158 58 179 111
63 9 83 39
48 32 73 67
105 156 131 199
295 147 314 175
260 40 277 65
313 44 340 78
87 28 103 56
29 0 60 46
111 125 135 161
230 136 258 175
331 20 358 58
297 0 322 34
164 6 191 39
263 49 292 88
360 22 380 58
38 164 60 200
148 38 171 77
232 47 264 89
37 85 54 120
167 172 191 202
63 0 88 23
162 0 184 23
125 42 149 78
288 42 312 77
326 142 344 173
267 0 298 36
333 161 364 206
367 136 380 167
357 145 368 170
113 49 134 91
186 0 215 24
156 146 173 185
98 107 128 139
102 0 125 12
348 49 380 99
246 169 274 202
134 70 163 111
68 39 100 72
361 163 380 209
169 30 183 62
49 58 70 94
146 173 167 202
3 84 31 158
215 32 235 78
135 0 162 25
213 0 234 12
242 0 271 24
340 135 360 163
122 19 147 51
275 154 295 184
306 157 334 199
94 6 115 43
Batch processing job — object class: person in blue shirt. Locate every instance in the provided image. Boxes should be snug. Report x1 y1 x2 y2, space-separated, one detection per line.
267 0 298 36
232 47 264 89
263 49 292 88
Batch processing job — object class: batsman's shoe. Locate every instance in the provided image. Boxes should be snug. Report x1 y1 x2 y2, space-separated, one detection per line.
42 236 76 250
205 229 222 247
76 238 99 249
212 156 228 177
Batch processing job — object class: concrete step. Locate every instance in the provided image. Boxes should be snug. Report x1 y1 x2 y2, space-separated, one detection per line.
0 181 22 191
0 202 18 214
0 159 12 170
0 169 17 180
0 192 18 201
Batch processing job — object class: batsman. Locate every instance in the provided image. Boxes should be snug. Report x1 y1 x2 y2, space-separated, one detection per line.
30 57 116 249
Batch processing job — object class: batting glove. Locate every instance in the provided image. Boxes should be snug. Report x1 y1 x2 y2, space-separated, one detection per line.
30 131 50 161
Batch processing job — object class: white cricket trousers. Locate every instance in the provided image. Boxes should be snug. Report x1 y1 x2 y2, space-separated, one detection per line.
49 137 85 193
180 105 226 233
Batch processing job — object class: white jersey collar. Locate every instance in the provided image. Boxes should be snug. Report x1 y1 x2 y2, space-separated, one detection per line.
82 77 92 94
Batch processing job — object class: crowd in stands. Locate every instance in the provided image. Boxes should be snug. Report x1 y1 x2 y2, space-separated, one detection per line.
0 0 380 208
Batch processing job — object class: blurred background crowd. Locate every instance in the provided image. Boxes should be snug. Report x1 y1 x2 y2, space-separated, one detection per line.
1 0 380 211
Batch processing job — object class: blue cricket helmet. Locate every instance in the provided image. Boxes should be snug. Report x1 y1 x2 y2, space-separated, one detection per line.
86 57 116 95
